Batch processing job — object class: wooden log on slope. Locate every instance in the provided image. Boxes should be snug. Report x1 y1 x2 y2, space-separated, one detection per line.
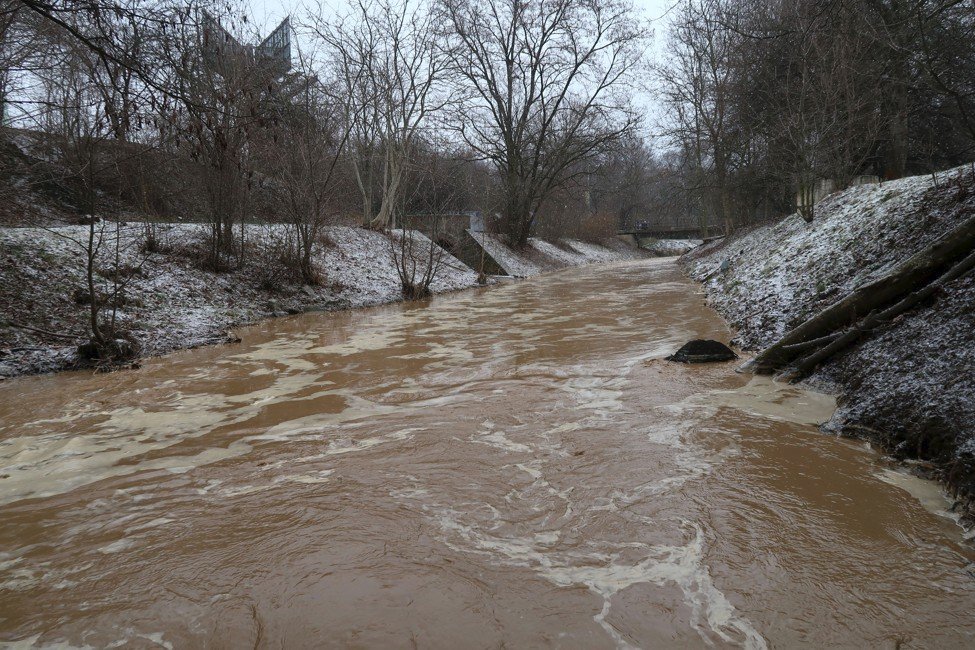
742 212 975 374
777 246 975 382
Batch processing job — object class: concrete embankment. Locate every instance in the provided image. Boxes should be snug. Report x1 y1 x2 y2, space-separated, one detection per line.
682 165 975 518
0 224 644 378
465 231 647 277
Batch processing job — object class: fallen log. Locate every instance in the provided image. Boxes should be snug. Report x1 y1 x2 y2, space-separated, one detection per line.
741 212 975 374
778 246 975 382
780 331 841 354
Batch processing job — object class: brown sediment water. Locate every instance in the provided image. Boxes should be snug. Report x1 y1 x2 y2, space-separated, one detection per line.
1 258 973 648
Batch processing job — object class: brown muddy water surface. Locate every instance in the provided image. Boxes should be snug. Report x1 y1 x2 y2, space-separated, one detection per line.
1 259 974 649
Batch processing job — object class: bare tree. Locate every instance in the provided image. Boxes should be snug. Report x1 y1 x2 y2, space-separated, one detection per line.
149 1 280 269
262 62 349 284
32 42 142 360
1 1 39 131
763 0 887 220
388 157 458 299
657 0 743 232
911 0 975 157
656 0 903 226
312 0 450 230
442 0 645 247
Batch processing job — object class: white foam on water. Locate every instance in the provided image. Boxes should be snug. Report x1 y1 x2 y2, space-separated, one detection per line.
251 393 401 443
106 630 173 649
273 470 335 485
214 483 274 498
0 635 96 649
506 461 575 522
257 452 331 471
422 387 766 648
195 479 222 495
0 565 39 591
229 336 325 371
0 437 253 507
390 486 431 499
561 375 626 414
0 364 352 506
0 316 434 507
323 428 418 456
388 341 476 364
97 538 135 555
299 325 405 357
434 510 765 649
138 633 172 650
875 468 971 537
123 518 174 535
470 421 531 454
515 462 543 480
222 375 329 407
624 411 735 502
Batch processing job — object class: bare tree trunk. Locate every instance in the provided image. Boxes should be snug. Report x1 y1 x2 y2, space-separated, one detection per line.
779 246 975 382
86 215 104 347
743 212 975 374
372 151 404 229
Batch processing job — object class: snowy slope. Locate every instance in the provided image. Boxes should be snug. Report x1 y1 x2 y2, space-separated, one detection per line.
641 238 703 257
468 231 647 277
468 232 546 277
685 166 975 348
683 164 975 513
0 224 480 377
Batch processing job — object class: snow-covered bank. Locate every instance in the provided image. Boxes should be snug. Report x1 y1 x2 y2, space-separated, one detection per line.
640 238 703 257
0 224 648 378
0 224 481 378
683 165 975 514
468 231 647 277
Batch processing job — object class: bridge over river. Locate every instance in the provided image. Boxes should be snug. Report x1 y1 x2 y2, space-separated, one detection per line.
618 227 713 240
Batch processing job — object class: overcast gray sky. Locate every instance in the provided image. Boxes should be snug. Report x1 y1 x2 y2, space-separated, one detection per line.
247 0 677 44
246 0 677 137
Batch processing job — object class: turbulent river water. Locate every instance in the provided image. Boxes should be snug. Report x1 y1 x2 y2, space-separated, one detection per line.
1 259 974 649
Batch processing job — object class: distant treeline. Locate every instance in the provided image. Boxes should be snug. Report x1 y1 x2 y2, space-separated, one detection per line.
1 0 972 253
656 0 975 229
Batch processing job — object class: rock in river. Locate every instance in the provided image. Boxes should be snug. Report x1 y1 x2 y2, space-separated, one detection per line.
667 339 737 363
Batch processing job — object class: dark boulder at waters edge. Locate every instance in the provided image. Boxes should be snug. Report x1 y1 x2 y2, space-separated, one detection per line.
667 339 738 363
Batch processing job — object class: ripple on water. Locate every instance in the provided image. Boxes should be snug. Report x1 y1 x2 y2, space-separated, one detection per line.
1 259 974 648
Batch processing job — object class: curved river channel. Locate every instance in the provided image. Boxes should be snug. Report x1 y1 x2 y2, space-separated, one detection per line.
1 259 974 648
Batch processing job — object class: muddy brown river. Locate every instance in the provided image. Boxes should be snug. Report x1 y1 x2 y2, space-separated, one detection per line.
1 259 974 648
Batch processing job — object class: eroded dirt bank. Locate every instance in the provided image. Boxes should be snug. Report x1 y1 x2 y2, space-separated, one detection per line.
2 259 974 648
683 165 975 517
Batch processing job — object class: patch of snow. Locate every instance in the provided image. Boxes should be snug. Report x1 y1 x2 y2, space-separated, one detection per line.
467 231 646 278
685 166 973 349
684 164 975 508
0 223 480 378
467 231 545 277
642 239 703 257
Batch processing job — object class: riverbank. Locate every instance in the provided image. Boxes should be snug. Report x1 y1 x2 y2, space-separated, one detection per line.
639 237 704 257
468 231 647 277
682 164 975 520
0 223 644 378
